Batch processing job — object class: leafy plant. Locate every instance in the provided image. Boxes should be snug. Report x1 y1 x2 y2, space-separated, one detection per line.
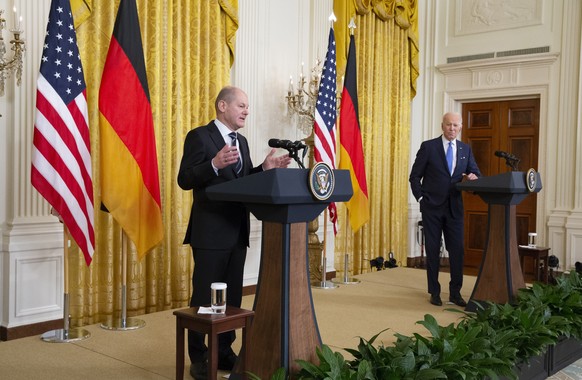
517 273 582 339
259 271 582 380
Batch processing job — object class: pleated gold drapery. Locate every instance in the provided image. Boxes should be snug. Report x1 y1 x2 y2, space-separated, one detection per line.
67 0 237 326
333 1 418 275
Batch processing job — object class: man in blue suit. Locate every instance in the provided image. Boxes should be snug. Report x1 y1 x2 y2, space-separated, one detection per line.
409 112 481 307
178 86 291 379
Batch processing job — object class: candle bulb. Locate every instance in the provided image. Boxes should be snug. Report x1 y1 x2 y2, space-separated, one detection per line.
12 6 17 29
288 76 293 95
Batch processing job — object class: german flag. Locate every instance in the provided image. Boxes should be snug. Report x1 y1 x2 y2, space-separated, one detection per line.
339 34 369 232
99 0 163 258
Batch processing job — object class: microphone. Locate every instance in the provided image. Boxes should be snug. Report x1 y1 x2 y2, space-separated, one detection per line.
494 150 519 161
268 138 306 150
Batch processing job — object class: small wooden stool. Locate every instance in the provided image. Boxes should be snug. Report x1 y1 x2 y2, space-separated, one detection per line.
174 306 254 380
518 246 551 284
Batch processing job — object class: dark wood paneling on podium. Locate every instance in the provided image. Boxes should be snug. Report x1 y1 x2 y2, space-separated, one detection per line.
470 205 525 305
241 222 320 378
457 171 542 311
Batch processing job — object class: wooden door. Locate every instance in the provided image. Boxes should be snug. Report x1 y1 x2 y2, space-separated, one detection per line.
461 99 540 274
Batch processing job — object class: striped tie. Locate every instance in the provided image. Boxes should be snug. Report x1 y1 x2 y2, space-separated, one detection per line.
229 132 242 174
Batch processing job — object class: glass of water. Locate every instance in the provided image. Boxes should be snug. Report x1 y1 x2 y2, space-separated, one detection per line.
211 282 227 314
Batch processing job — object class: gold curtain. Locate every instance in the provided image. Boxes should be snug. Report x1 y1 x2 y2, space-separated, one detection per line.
68 0 236 326
333 0 418 275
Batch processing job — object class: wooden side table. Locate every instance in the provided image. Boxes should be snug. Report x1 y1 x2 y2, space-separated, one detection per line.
518 246 551 284
174 306 254 380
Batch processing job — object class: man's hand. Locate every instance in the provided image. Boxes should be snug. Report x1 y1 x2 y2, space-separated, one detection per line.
262 148 292 170
212 144 240 170
463 173 479 181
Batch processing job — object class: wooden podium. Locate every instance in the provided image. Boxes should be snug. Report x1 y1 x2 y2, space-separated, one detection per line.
457 171 542 311
206 168 352 378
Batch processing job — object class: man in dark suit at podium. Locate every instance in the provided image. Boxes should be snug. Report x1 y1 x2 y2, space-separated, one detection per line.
177 86 291 379
409 112 481 307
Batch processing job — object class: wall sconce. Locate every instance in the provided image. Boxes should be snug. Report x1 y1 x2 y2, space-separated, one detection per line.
0 7 25 97
285 60 322 136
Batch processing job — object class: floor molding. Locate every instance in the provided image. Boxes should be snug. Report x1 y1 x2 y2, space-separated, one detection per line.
1 318 63 341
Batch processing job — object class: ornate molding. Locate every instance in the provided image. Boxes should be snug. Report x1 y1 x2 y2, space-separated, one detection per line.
455 0 542 36
437 52 559 91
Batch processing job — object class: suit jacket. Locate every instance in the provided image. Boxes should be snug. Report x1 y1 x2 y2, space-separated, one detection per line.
177 121 263 249
409 136 481 219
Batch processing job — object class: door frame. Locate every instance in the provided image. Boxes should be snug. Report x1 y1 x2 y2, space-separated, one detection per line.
435 54 559 247
442 89 548 241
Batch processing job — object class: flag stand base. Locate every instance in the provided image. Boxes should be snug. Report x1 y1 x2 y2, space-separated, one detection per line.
41 233 91 343
311 249 337 289
100 317 145 331
41 327 91 343
311 280 338 289
99 283 145 330
330 277 360 285
330 253 360 284
100 233 146 331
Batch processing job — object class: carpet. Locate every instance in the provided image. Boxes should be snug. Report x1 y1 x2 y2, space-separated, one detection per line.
0 268 579 379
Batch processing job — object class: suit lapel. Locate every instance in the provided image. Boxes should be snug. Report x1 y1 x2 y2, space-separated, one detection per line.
208 122 226 150
454 143 463 175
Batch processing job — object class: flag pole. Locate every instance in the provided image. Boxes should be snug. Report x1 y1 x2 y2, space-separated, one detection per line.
311 210 338 289
100 230 145 330
331 224 361 285
41 225 91 342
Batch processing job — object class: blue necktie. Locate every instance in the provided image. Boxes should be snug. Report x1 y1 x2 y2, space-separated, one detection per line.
229 132 242 174
446 141 453 175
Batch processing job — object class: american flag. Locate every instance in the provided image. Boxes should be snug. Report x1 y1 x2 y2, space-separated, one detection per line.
31 0 95 265
313 28 338 233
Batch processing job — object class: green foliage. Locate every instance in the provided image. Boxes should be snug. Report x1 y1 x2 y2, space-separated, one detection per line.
261 271 582 380
516 272 582 339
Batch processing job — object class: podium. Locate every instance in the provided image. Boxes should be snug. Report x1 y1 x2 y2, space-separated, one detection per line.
206 168 352 378
457 171 542 311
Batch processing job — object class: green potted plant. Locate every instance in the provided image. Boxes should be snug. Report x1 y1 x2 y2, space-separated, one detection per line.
251 271 582 379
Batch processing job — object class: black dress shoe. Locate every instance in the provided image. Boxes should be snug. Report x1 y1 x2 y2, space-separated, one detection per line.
449 296 467 307
218 351 238 371
430 294 442 306
190 361 208 380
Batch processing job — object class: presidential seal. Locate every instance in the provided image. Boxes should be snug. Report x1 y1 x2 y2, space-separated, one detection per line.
309 162 335 201
526 168 537 193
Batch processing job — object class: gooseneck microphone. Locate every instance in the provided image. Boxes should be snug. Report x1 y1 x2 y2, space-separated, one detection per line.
268 139 307 150
268 138 308 168
494 150 520 171
494 150 519 161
